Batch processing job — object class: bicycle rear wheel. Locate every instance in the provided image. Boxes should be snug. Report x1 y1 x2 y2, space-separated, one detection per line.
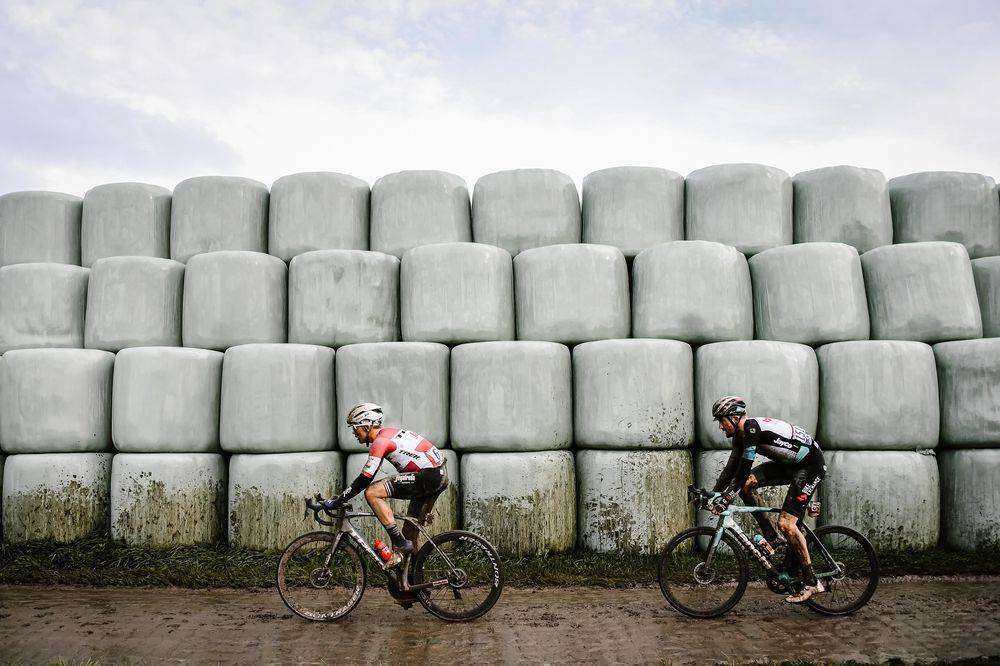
805 525 879 615
411 530 503 621
658 527 749 618
277 531 366 621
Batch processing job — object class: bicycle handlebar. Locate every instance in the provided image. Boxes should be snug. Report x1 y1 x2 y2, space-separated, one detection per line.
687 485 715 510
303 494 352 526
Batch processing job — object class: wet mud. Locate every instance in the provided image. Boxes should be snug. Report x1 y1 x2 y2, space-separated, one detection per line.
1 579 998 664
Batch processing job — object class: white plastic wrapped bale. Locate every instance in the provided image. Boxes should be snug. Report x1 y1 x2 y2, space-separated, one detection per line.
220 344 335 453
451 342 571 452
581 167 685 257
0 349 114 454
400 243 514 344
344 450 459 545
514 244 629 344
84 257 184 352
939 449 1000 550
861 242 982 343
111 453 226 546
792 166 892 253
288 250 398 347
695 342 818 450
370 171 471 258
81 183 171 267
694 450 817 550
0 263 89 353
819 451 939 551
576 450 693 554
749 243 869 345
335 342 448 452
573 339 693 449
0 191 82 266
934 339 1000 448
170 176 269 263
268 172 369 262
972 257 1000 338
888 172 1000 259
472 169 581 256
632 241 753 344
112 347 223 453
685 164 792 256
817 341 938 450
228 452 343 551
182 251 287 351
462 451 575 556
2 453 112 542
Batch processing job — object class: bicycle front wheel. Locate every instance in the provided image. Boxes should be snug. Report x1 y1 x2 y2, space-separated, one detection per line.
658 527 749 618
805 525 879 615
412 530 503 621
277 531 366 622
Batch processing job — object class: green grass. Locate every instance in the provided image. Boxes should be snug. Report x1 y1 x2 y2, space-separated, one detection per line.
1 535 997 589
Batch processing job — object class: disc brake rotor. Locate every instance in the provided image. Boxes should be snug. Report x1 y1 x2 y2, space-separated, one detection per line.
693 562 715 585
309 567 332 588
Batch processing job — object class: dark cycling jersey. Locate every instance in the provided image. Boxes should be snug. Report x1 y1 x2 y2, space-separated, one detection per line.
713 417 823 496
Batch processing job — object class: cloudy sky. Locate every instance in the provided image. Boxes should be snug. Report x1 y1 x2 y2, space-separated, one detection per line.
1 0 997 196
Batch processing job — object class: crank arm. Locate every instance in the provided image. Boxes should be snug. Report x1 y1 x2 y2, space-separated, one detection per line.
407 578 452 592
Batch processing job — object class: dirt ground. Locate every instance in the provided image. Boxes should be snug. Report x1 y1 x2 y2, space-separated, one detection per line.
1 579 998 664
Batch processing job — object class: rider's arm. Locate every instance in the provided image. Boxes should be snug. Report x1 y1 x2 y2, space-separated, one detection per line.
712 448 740 493
330 442 388 505
720 448 756 496
720 421 760 496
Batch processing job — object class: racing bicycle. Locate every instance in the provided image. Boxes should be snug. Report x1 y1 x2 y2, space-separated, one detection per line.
658 486 879 618
276 495 503 622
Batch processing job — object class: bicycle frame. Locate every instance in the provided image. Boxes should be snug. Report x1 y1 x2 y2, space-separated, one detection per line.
704 505 843 581
314 507 461 593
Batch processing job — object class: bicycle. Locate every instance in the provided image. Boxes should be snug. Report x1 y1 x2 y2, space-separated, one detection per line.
276 494 504 622
658 486 879 618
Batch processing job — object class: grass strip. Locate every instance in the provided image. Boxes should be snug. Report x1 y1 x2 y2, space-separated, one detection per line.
1 535 996 589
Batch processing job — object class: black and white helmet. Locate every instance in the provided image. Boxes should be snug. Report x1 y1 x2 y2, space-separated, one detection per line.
346 403 384 428
711 396 747 420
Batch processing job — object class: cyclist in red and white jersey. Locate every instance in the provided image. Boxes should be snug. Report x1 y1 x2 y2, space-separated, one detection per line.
322 403 447 568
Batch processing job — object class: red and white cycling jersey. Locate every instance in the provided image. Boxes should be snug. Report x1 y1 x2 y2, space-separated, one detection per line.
361 427 444 477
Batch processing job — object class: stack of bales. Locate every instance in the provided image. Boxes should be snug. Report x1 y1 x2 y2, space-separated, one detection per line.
2 163 998 557
0 190 112 542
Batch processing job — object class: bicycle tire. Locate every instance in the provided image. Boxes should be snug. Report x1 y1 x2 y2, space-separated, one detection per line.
276 531 366 622
658 526 749 619
805 525 879 615
411 530 503 622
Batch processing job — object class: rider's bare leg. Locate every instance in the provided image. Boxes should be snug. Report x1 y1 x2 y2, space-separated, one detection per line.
777 511 810 567
739 475 779 541
364 482 395 526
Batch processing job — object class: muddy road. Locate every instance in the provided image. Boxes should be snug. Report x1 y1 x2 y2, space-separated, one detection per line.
2 580 998 664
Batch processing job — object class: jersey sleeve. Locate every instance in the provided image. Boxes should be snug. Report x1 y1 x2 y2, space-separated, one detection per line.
360 438 392 478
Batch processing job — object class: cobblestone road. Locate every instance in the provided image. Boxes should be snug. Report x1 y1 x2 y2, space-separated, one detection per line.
1 579 998 664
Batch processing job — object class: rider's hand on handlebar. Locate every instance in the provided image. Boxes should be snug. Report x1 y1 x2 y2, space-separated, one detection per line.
321 497 345 511
709 490 736 515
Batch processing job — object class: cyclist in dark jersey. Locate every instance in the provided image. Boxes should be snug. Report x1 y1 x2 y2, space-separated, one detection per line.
709 395 827 603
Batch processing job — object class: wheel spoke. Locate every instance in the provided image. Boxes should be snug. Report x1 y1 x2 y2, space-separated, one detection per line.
413 531 503 621
277 534 365 622
659 528 748 618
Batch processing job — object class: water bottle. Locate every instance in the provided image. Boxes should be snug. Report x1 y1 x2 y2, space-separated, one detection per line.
752 534 775 557
373 539 393 562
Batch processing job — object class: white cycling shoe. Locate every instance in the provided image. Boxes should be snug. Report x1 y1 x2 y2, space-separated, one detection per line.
785 580 825 603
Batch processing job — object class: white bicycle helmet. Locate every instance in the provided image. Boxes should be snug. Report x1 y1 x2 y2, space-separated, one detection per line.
346 403 384 428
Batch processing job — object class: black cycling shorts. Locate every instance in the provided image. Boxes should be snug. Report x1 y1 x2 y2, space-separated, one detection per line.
751 451 825 518
384 466 448 501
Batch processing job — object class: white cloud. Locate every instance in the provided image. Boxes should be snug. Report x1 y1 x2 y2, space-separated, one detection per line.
0 0 997 196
